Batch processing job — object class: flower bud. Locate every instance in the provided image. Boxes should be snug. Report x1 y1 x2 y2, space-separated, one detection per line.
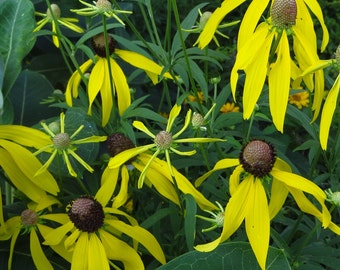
46 4 61 19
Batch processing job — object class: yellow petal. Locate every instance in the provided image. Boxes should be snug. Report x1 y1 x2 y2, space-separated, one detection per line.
110 58 131 116
43 221 74 246
237 0 270 49
99 229 144 270
245 178 270 270
174 138 225 144
195 175 254 252
133 121 156 138
106 219 166 265
71 232 89 270
30 229 53 270
268 31 290 132
173 109 192 138
8 228 20 270
112 165 130 208
88 58 105 115
96 166 120 207
100 59 114 126
88 233 110 270
229 165 244 195
108 144 154 168
166 104 181 132
198 0 246 49
195 158 239 187
299 60 332 77
115 49 173 83
65 229 81 251
319 74 340 149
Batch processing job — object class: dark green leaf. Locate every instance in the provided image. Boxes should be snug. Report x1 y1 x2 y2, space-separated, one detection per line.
157 242 290 270
184 194 197 251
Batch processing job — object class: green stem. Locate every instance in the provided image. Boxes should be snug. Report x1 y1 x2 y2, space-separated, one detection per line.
245 110 256 142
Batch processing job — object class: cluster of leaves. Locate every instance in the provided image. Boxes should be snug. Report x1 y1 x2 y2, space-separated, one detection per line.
0 0 340 269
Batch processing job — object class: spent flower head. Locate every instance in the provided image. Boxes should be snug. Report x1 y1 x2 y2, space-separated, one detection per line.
34 112 107 177
34 3 83 47
71 0 132 25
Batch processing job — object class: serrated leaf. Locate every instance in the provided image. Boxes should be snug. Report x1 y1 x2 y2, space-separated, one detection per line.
0 0 36 97
157 242 290 270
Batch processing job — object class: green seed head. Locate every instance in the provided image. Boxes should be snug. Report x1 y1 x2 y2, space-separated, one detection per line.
154 131 173 150
46 4 61 19
53 133 71 150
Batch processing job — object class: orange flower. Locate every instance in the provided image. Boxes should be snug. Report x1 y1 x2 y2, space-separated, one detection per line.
220 102 240 113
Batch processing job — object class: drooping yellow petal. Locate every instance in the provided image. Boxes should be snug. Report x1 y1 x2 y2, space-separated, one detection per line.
110 58 131 116
43 221 74 246
112 165 130 208
195 175 254 252
51 21 59 48
299 60 332 77
242 28 274 119
115 49 173 83
174 137 225 144
245 178 270 270
166 104 181 132
268 31 291 132
197 0 246 49
8 228 20 270
229 164 244 195
71 232 89 270
0 139 59 195
100 58 114 126
65 59 94 106
319 74 340 149
88 233 110 270
64 229 81 251
195 158 239 187
133 121 156 138
0 125 51 148
108 144 154 168
303 0 329 51
88 57 105 115
106 219 166 265
30 229 54 270
99 229 144 270
237 0 270 49
173 109 192 138
271 168 330 227
96 166 120 207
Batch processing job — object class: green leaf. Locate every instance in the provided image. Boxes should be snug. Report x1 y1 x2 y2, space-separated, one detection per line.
184 194 197 251
0 0 36 98
157 242 290 270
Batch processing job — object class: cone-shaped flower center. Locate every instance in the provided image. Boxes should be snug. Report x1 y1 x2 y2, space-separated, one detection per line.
96 0 112 9
191 112 205 128
46 4 61 20
240 140 276 178
21 209 39 226
92 33 115 57
53 133 71 150
68 196 105 233
271 0 297 29
335 45 340 66
107 133 135 157
154 131 173 150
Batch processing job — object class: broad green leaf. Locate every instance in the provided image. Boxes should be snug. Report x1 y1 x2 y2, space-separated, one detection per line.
184 194 197 251
157 242 290 270
9 70 59 126
0 0 36 98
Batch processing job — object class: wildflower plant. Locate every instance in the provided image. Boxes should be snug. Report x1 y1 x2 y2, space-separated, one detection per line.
1 0 340 269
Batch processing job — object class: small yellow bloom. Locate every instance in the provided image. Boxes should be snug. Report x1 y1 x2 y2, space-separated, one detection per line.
288 90 309 109
195 139 340 270
220 102 240 113
34 4 83 48
43 192 166 269
34 112 107 177
187 91 204 103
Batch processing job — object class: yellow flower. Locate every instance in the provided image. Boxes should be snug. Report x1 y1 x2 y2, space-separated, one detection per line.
220 102 240 113
299 44 340 149
34 3 83 48
43 192 166 270
71 0 132 25
100 133 217 211
182 9 240 47
194 139 340 270
0 198 67 270
288 90 310 109
0 126 60 207
108 104 224 188
66 33 173 126
196 0 246 48
230 0 326 132
187 91 204 103
34 112 107 177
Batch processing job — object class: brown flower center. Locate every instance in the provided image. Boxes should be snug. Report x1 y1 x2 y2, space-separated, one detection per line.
154 131 173 150
107 133 135 158
68 196 105 233
21 209 39 226
92 33 115 57
271 0 297 29
240 140 276 178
